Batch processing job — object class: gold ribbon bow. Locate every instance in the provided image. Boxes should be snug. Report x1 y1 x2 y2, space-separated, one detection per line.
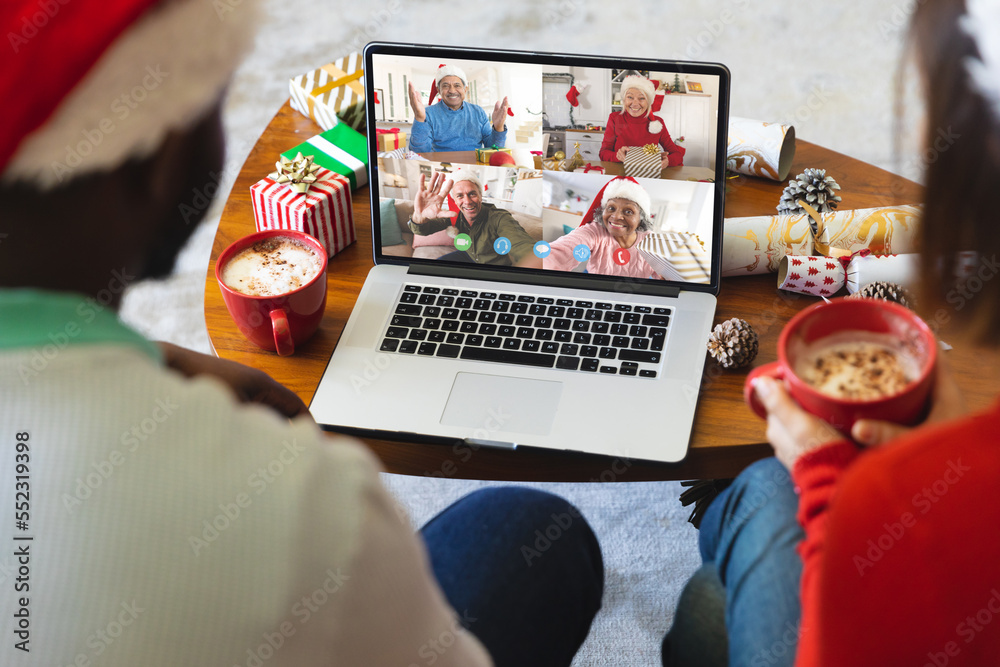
269 152 321 195
642 143 659 156
797 199 852 258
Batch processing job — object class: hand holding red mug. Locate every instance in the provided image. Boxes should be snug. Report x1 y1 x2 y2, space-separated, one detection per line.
744 298 940 461
755 357 969 469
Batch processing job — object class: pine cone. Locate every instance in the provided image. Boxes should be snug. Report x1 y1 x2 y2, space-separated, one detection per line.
707 318 759 369
855 281 914 309
777 168 842 215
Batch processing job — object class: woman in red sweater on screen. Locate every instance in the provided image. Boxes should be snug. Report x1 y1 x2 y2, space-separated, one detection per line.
662 0 1000 665
599 74 685 168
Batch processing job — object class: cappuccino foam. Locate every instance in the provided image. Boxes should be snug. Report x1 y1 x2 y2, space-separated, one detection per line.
222 237 323 297
794 334 919 401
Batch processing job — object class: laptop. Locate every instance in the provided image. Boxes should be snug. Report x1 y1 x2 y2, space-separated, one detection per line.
310 42 730 464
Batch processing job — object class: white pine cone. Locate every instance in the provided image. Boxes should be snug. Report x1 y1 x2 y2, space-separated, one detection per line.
854 281 914 309
707 318 759 369
778 168 842 215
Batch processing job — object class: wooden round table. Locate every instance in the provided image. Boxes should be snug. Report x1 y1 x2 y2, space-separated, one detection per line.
205 102 999 482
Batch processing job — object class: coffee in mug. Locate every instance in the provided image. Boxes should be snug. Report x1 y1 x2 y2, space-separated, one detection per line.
743 298 938 434
221 236 323 297
793 333 922 401
215 230 328 356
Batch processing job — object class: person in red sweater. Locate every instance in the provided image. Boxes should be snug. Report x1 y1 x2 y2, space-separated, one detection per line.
599 74 685 168
662 0 1000 664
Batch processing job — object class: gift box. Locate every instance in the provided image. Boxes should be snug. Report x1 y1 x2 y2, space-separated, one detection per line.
289 52 365 131
281 124 368 190
777 252 920 297
250 157 355 259
623 144 661 179
636 232 711 284
726 117 796 181
574 163 605 174
475 146 512 163
375 127 406 152
722 204 922 276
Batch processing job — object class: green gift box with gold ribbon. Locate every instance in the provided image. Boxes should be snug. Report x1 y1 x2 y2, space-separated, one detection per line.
289 53 366 131
281 124 368 191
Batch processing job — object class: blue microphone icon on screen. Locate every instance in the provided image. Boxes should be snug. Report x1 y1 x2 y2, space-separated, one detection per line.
573 244 591 262
494 237 511 255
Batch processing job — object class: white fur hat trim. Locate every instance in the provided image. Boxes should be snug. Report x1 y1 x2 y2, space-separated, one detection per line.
436 64 468 87
648 120 663 134
601 178 651 217
449 168 482 194
620 75 655 116
2 0 259 190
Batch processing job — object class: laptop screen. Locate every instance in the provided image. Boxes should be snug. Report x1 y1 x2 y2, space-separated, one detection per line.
365 43 729 294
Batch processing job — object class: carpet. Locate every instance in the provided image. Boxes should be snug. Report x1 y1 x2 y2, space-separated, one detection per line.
118 2 920 663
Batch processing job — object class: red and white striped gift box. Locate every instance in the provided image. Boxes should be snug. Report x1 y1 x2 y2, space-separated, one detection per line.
249 167 355 259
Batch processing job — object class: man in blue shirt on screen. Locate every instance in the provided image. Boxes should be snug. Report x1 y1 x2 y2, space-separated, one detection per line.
407 64 509 152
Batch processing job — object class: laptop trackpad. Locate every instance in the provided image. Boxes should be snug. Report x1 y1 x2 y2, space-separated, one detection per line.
441 373 563 437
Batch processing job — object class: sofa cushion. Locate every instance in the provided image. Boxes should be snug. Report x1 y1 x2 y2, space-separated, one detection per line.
378 198 405 246
411 226 456 247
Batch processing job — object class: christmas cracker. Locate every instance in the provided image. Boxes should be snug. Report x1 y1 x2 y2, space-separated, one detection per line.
726 117 796 181
722 204 922 276
776 253 920 297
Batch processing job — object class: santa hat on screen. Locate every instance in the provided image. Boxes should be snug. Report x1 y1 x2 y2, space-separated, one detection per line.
580 176 651 226
443 168 483 227
0 0 258 190
428 63 468 105
620 74 663 133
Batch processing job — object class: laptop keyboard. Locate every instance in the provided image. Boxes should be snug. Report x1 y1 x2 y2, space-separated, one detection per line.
378 284 670 377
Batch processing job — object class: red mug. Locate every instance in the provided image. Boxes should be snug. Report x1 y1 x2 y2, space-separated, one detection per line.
744 298 937 435
215 230 327 356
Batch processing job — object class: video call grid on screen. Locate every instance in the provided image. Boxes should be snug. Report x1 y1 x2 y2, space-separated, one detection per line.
366 44 729 292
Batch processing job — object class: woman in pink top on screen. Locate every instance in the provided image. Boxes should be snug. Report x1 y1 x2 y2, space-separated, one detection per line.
544 176 663 279
599 74 685 168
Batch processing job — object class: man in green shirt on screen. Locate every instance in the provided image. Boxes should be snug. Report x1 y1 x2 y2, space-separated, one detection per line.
409 170 542 267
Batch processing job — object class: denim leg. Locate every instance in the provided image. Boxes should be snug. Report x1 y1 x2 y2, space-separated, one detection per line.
664 458 803 667
702 457 804 667
662 563 728 667
420 487 604 667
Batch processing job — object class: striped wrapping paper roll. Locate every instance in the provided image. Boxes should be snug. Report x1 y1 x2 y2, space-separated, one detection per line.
250 167 355 259
636 231 711 283
623 144 662 179
281 124 368 191
289 52 366 131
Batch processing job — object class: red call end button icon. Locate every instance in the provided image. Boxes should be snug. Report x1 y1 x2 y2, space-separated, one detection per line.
613 247 630 266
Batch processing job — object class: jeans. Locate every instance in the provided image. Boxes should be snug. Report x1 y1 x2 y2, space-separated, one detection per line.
421 487 604 667
663 458 804 667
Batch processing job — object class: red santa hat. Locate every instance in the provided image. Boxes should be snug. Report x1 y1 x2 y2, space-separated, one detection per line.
580 176 651 226
1 0 258 190
428 63 468 106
